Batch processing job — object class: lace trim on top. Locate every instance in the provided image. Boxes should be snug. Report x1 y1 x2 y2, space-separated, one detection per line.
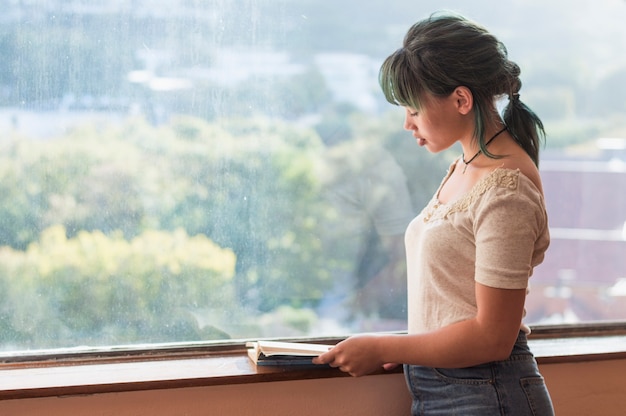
422 167 520 223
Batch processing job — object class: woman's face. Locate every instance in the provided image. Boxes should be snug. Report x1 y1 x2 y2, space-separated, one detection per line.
402 91 470 153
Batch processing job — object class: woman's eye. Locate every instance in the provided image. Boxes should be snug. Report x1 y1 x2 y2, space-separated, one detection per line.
410 112 418 117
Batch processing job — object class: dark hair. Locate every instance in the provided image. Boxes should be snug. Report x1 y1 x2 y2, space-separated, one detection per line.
379 12 545 165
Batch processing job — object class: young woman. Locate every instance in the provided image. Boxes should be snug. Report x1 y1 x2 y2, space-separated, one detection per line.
313 12 555 415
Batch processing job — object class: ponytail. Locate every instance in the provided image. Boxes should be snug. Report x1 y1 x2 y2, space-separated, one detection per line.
503 91 545 166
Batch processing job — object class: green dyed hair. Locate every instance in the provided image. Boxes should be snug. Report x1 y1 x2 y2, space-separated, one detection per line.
379 12 545 165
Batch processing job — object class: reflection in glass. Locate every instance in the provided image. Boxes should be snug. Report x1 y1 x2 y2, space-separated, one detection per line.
0 0 625 352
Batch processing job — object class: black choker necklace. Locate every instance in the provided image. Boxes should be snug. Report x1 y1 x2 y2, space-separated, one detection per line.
461 126 508 173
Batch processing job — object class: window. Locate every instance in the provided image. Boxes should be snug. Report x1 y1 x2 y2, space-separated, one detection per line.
1 0 625 356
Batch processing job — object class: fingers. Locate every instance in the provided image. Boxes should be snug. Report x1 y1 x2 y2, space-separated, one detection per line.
312 349 350 373
312 349 335 365
313 354 361 377
312 346 365 376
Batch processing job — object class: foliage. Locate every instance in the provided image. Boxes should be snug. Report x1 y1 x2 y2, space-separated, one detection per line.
0 226 236 349
0 127 145 249
158 116 334 312
0 115 338 349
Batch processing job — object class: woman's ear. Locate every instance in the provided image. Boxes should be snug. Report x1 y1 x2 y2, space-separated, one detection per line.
453 86 473 115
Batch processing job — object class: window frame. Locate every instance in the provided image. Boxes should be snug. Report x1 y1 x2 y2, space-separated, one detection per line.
2 3 626 401
2 322 626 401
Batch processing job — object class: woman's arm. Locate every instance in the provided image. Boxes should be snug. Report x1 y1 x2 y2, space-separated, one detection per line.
313 283 526 377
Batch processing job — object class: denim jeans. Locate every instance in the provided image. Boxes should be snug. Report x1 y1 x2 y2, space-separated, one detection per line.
403 332 555 415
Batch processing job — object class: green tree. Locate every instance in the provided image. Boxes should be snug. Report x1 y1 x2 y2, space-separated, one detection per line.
0 226 236 349
162 116 334 312
0 112 450 347
0 128 145 249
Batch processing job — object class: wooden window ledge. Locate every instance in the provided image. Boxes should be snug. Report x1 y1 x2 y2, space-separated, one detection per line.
1 329 625 401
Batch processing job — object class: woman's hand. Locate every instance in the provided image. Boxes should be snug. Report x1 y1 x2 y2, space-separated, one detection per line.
312 334 397 377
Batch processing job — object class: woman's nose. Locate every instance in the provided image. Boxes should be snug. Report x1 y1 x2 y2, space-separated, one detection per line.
403 111 415 131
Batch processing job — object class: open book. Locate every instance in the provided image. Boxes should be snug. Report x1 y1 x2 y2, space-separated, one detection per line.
246 340 334 366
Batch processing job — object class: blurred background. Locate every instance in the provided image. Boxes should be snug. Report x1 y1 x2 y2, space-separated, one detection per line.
0 0 625 352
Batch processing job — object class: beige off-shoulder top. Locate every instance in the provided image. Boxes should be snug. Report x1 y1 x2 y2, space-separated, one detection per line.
405 163 550 334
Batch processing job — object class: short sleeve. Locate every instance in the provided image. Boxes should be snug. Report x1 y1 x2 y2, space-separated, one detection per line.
473 177 549 289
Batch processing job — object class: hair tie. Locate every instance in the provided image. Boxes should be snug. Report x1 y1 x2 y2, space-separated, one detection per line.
511 92 520 102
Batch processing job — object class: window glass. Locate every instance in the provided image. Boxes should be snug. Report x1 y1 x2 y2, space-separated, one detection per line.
1 0 625 353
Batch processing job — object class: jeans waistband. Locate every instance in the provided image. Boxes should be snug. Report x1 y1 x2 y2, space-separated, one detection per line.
509 330 532 357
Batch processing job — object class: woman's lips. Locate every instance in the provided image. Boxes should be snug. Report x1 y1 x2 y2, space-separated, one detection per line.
411 131 425 146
